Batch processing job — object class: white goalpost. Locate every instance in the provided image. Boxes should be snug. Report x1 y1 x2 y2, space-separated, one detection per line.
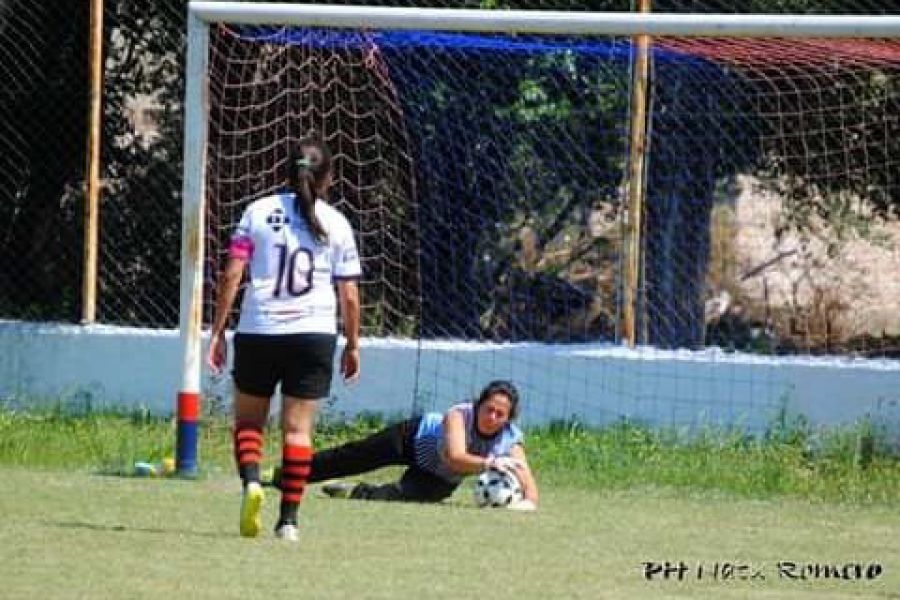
177 2 900 474
188 3 900 36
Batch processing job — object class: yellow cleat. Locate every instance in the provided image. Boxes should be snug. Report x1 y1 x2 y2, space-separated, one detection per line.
239 481 265 538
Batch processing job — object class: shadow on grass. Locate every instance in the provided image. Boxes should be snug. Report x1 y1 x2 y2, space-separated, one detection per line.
91 468 206 481
46 519 233 540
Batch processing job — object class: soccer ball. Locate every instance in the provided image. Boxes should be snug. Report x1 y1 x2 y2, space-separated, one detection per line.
473 467 523 508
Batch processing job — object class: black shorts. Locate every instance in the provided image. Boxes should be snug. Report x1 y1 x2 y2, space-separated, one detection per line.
232 332 337 399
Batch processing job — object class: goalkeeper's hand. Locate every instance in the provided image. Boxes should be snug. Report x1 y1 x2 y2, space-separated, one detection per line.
507 499 537 512
486 455 524 473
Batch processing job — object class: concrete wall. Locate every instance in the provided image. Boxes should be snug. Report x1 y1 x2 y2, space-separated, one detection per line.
2 320 899 436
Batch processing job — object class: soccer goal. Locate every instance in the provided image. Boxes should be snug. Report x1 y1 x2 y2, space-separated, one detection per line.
177 2 900 473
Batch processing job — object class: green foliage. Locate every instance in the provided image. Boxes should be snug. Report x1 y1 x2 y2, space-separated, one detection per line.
4 0 895 340
529 418 899 504
1 406 896 504
0 1 89 322
0 404 174 475
96 1 186 326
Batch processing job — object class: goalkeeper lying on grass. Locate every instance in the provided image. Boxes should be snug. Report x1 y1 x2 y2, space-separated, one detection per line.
269 380 538 511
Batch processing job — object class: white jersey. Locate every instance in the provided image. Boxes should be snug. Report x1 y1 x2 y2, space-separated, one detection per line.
228 193 361 335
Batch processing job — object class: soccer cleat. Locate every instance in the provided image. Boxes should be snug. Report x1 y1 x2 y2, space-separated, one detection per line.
239 481 265 538
274 520 299 542
321 481 357 499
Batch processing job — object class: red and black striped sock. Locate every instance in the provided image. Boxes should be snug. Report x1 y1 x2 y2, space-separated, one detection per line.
279 445 312 523
233 422 264 484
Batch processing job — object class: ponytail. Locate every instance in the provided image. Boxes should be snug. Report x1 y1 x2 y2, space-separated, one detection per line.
288 137 331 242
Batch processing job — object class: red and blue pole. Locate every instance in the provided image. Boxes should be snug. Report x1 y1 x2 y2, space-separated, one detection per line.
176 391 201 475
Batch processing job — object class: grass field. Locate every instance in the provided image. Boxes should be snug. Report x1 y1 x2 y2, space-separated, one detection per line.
1 408 898 599
1 467 897 599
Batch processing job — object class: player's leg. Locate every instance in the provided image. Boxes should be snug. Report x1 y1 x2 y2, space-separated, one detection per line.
396 466 459 502
275 333 335 541
277 395 316 541
234 391 270 538
233 391 270 486
311 416 418 499
308 417 420 483
341 466 457 503
343 481 403 501
232 333 278 538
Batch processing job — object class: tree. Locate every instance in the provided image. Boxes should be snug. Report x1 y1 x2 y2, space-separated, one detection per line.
96 0 185 325
0 1 89 321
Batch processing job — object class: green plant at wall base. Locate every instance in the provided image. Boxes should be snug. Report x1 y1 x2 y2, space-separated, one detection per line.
2 403 895 504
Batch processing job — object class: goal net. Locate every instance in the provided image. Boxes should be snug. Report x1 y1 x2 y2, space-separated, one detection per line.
185 5 899 436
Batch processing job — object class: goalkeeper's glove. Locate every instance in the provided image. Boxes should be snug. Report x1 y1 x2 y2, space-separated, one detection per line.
507 498 537 512
486 455 523 473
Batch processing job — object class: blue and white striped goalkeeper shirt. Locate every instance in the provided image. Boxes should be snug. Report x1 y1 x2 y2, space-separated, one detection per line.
412 402 524 483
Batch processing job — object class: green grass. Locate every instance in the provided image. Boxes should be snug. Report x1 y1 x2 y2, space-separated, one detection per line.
1 407 897 504
1 407 898 598
529 421 900 504
1 467 897 599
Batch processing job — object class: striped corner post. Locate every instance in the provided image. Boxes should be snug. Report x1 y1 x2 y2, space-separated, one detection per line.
176 391 201 476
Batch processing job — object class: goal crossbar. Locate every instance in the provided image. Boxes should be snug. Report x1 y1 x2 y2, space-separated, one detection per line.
190 2 900 39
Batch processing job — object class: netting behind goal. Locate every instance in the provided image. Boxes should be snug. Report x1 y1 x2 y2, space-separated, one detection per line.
204 21 899 426
206 27 628 343
646 36 899 355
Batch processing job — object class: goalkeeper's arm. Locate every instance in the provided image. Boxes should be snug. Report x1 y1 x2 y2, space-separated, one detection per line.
441 409 497 475
508 443 539 507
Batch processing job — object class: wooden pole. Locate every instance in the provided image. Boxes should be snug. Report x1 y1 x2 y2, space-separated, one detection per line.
82 0 104 324
623 0 652 346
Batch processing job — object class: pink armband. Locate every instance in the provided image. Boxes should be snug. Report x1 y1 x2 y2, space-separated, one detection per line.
229 236 254 260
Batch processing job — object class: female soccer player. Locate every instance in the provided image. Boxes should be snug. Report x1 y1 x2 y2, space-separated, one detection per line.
207 136 362 541
274 380 539 511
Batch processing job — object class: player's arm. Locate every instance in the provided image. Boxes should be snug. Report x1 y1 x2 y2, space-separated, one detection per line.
441 410 494 475
207 256 246 373
333 214 362 382
508 443 539 506
337 279 360 382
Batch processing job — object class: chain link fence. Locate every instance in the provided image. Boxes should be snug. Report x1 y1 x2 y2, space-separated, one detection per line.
1 2 90 322
1 0 898 356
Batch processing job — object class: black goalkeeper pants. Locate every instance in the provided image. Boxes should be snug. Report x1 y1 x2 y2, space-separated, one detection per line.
309 417 459 503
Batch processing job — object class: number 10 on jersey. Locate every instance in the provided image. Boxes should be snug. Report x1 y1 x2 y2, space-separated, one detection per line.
273 243 314 297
